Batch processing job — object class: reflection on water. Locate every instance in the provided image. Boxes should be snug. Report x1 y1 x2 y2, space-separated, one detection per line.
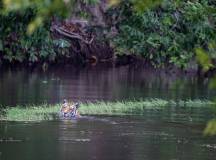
0 65 215 106
0 113 216 160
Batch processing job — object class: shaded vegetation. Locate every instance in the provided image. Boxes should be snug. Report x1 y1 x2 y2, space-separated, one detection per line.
1 0 216 69
0 7 65 64
0 0 98 65
110 0 216 68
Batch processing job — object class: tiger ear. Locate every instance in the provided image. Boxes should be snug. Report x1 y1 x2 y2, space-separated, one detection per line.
63 99 67 104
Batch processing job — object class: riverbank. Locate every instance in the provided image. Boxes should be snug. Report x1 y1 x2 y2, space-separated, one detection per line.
1 99 215 122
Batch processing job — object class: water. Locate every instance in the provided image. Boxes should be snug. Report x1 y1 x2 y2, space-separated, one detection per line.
0 65 215 106
0 115 216 160
0 65 216 160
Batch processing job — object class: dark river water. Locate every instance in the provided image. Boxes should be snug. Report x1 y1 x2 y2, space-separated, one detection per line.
0 65 216 160
0 115 216 160
0 65 215 106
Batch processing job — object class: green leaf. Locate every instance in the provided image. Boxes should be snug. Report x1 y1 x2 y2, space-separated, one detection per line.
162 17 172 26
132 0 163 12
204 119 216 136
53 39 70 48
195 48 214 72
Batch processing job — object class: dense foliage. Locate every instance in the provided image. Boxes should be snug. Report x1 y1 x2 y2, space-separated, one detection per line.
0 0 98 65
0 8 55 64
111 0 216 68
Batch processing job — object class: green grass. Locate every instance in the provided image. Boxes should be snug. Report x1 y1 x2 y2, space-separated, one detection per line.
3 104 60 122
79 99 169 115
1 99 215 122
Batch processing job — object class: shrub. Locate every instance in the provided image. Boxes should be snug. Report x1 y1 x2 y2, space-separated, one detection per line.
110 0 216 68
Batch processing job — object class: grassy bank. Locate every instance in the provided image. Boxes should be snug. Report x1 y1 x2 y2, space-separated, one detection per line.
1 99 215 122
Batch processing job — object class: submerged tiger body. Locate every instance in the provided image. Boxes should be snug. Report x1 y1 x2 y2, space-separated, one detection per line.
59 100 80 119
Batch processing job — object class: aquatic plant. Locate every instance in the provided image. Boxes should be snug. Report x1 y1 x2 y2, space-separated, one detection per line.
79 99 168 115
3 104 60 121
1 99 215 122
